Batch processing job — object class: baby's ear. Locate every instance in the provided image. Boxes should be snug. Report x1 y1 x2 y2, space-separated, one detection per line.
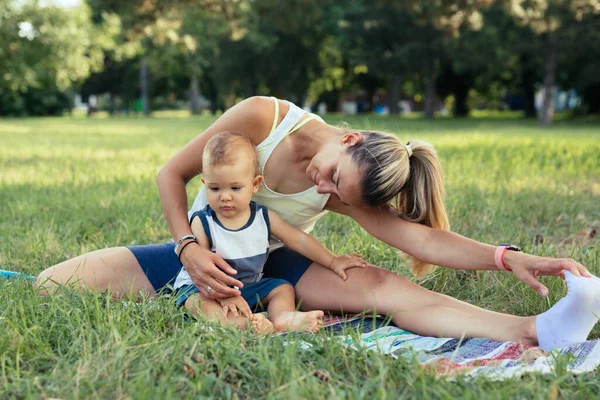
253 175 263 191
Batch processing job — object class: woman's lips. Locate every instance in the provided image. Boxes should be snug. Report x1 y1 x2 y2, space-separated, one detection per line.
313 172 318 186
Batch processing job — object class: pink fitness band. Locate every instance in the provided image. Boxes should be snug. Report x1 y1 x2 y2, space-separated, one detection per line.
495 245 520 271
495 246 512 271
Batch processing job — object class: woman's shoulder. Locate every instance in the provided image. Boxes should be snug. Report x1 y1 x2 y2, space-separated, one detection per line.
220 96 288 145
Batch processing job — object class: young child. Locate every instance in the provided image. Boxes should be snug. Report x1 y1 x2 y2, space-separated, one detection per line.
173 131 367 334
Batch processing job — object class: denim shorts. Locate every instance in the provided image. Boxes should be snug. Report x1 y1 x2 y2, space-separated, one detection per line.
175 277 291 309
127 243 313 294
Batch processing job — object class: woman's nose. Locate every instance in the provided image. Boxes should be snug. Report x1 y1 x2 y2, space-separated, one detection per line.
316 181 333 195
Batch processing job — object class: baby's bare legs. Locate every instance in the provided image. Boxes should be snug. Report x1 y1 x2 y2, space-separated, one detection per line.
184 293 274 334
262 284 324 332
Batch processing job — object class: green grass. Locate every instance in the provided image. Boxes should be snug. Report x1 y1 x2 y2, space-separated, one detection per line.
1 114 599 398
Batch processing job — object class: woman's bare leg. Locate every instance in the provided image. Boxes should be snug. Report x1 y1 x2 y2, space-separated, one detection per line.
34 247 156 299
294 264 538 345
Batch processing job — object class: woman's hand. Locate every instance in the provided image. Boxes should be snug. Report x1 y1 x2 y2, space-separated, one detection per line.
180 243 244 299
505 251 592 296
329 253 368 281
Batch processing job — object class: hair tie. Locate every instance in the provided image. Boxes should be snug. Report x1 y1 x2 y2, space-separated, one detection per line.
404 143 413 158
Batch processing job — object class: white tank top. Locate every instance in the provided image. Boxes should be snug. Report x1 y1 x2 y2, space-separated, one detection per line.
189 98 330 244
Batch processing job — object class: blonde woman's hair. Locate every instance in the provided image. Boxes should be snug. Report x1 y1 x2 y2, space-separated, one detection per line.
204 131 259 176
348 131 450 277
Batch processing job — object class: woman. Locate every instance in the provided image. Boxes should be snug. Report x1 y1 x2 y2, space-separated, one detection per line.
36 96 599 350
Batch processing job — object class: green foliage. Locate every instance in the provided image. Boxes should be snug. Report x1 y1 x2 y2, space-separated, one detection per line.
2 0 600 118
0 1 115 91
1 115 599 397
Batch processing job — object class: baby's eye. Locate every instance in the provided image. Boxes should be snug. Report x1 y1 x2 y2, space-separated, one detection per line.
209 187 219 192
232 186 241 191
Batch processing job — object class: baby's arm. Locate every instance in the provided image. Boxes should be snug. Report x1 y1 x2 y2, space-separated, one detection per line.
190 216 211 250
190 217 251 317
268 210 366 280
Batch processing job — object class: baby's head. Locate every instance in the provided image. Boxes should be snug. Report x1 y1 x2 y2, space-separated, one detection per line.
202 132 262 217
203 131 259 176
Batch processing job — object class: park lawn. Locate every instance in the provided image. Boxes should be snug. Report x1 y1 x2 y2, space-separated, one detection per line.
0 114 599 399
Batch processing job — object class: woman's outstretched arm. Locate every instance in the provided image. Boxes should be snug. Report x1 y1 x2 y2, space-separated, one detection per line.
340 203 591 296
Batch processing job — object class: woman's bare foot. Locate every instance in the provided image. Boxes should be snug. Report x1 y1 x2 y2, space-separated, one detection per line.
250 313 275 335
273 310 324 333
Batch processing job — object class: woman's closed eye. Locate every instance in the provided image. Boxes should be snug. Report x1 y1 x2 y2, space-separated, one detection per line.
334 171 350 205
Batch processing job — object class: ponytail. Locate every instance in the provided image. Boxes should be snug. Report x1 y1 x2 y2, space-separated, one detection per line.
395 140 449 277
350 132 449 278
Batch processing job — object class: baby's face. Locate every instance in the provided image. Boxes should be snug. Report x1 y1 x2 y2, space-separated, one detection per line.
203 159 261 219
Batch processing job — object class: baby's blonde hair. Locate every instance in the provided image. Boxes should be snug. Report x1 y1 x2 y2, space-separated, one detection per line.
348 131 450 277
203 131 259 176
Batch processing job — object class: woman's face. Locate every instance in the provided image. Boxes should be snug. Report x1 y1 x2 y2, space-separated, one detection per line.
305 135 364 207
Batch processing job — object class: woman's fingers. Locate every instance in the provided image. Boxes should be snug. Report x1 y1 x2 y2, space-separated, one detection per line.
204 277 240 299
539 257 591 278
517 270 549 296
203 256 244 288
211 258 244 288
212 257 239 279
559 258 582 277
560 258 591 278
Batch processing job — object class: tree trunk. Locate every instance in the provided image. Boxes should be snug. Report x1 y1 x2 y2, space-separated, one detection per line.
424 59 436 120
540 33 556 126
582 83 600 114
522 71 537 118
388 74 401 116
108 93 115 116
189 75 200 115
453 81 469 117
519 53 537 118
140 56 150 117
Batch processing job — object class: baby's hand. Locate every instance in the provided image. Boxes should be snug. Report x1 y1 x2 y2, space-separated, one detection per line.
217 296 251 318
330 253 367 280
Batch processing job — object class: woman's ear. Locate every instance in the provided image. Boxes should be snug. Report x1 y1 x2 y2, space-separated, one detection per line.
341 131 363 147
253 175 263 192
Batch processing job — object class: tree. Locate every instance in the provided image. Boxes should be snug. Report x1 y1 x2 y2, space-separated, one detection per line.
506 0 600 124
0 0 115 115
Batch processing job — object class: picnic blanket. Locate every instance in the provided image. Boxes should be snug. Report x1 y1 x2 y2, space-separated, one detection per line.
317 315 600 379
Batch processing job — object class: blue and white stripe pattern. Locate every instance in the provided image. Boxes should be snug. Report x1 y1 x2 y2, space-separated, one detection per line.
174 202 271 290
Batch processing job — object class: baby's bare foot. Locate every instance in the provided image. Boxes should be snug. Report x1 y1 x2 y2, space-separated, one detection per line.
273 310 324 333
251 314 275 335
